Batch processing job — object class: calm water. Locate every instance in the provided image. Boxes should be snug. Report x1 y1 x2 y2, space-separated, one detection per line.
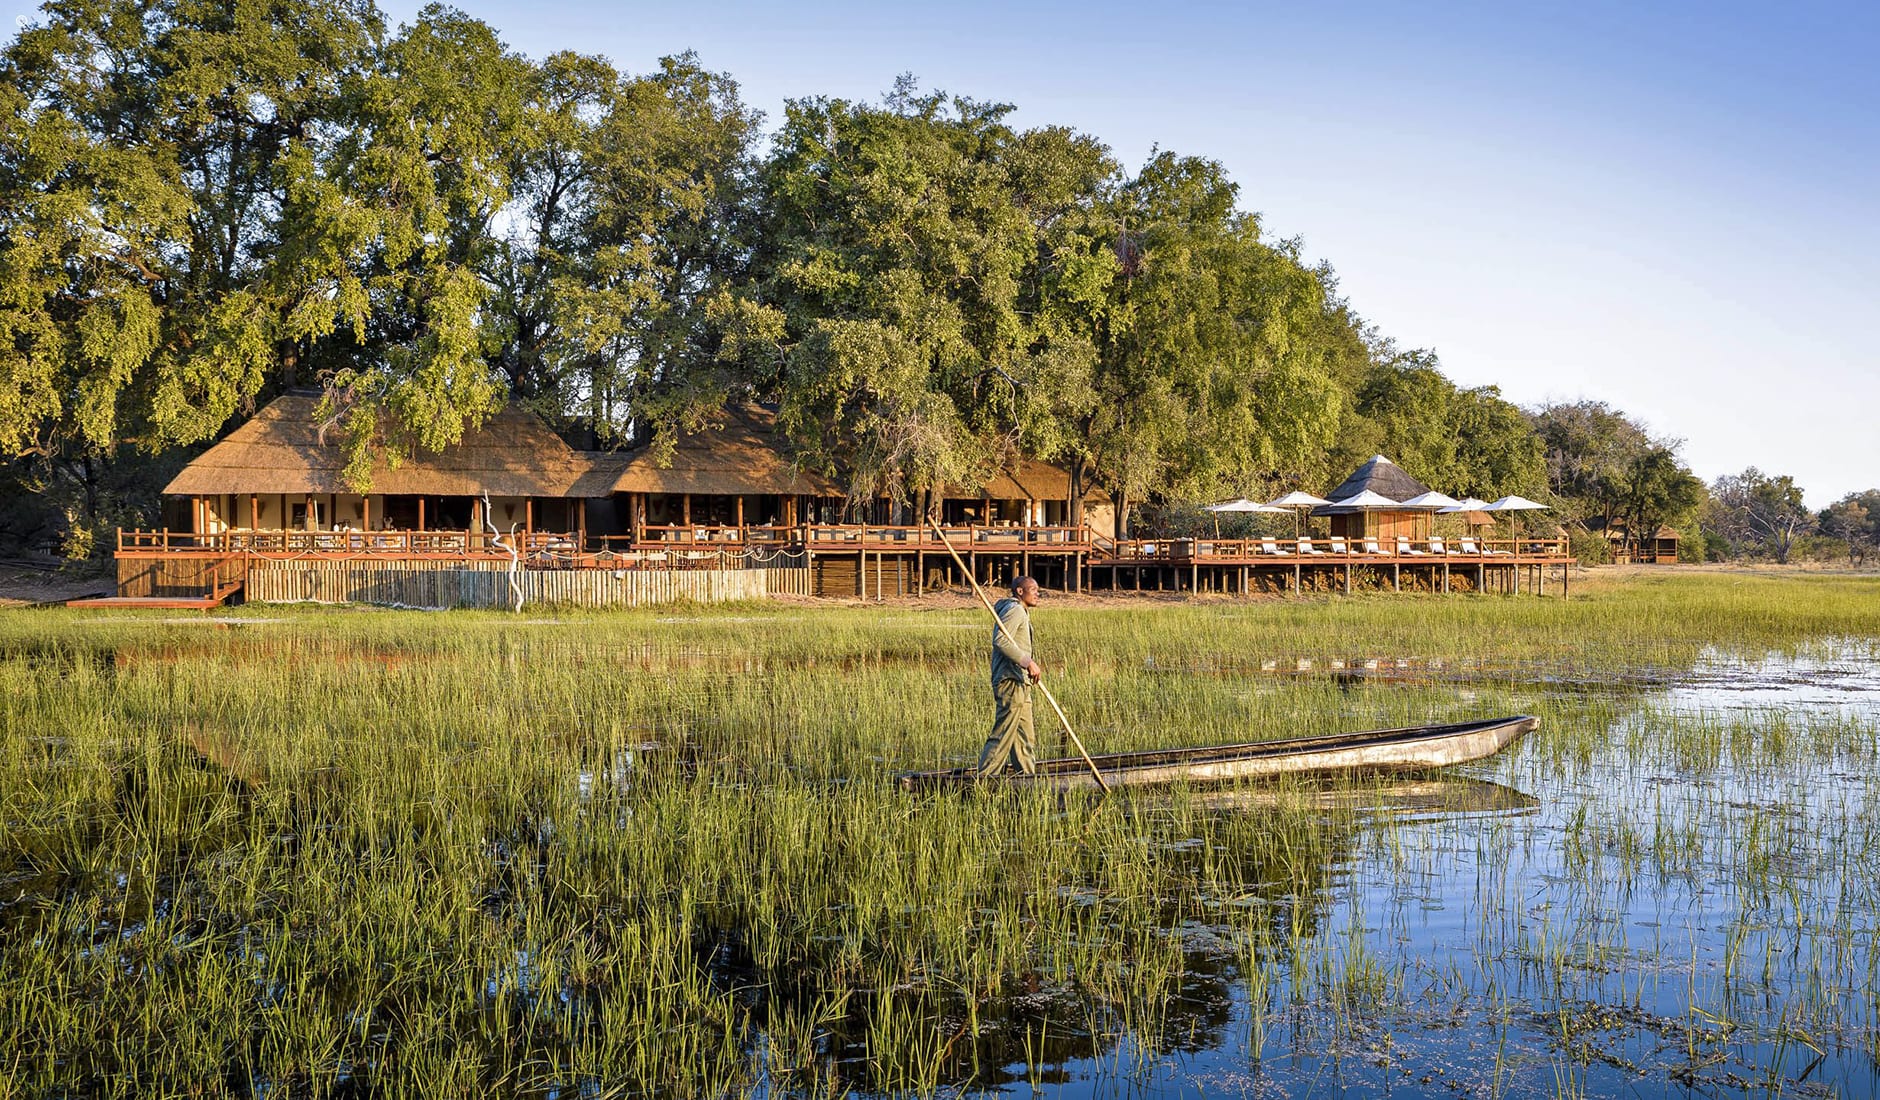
839 642 1880 1098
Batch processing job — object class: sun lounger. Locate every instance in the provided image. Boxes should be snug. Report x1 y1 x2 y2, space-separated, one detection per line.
1297 538 1326 555
1396 536 1428 556
1429 536 1457 555
1328 536 1349 555
1360 537 1386 555
1258 537 1292 556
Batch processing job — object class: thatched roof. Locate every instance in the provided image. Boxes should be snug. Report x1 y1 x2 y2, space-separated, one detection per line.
609 405 840 497
970 458 1105 503
1315 455 1434 514
163 394 609 498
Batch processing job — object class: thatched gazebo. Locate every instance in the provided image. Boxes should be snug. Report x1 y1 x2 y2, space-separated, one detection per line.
1312 455 1437 542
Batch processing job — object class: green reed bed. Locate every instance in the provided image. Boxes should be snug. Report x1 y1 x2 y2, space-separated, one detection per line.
1 571 1878 1096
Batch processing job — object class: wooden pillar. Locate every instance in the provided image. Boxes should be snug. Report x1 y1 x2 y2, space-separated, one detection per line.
735 496 745 528
1393 563 1400 592
525 499 533 537
249 494 259 531
418 497 426 531
683 494 691 526
362 495 371 531
578 499 588 549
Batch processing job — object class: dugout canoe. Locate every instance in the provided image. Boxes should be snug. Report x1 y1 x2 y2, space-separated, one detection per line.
897 715 1537 793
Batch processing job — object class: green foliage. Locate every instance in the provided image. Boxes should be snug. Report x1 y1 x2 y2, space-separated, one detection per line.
1529 402 1704 557
2 9 1588 540
1816 490 1879 566
1706 468 1814 564
1342 356 1542 500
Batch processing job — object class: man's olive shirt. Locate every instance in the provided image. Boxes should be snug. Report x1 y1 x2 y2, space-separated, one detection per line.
989 596 1034 686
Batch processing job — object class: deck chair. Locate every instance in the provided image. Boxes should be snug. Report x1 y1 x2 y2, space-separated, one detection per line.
1258 537 1292 556
1360 536 1385 555
1297 538 1326 555
1396 535 1428 556
1328 536 1349 555
1456 537 1489 555
1429 536 1461 555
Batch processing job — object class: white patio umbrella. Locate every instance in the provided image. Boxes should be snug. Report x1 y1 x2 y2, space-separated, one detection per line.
1438 496 1493 513
1323 490 1402 547
1326 489 1402 510
1265 490 1333 535
1482 495 1551 546
1394 491 1460 542
1482 495 1549 513
1399 490 1462 510
1203 497 1287 535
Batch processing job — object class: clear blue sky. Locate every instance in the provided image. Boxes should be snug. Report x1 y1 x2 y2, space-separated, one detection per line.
10 0 1875 504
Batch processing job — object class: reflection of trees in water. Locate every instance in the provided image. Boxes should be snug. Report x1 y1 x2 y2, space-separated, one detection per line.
725 776 1537 1093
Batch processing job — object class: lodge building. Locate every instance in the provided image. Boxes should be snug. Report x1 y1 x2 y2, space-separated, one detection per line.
102 394 1570 608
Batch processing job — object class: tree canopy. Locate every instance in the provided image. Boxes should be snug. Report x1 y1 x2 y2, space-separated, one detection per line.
0 0 1814 558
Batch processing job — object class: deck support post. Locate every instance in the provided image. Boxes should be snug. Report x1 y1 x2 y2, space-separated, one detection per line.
1344 561 1351 596
1393 563 1400 592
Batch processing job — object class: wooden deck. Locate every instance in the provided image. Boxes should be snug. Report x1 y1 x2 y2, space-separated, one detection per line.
111 525 1572 601
1088 535 1573 596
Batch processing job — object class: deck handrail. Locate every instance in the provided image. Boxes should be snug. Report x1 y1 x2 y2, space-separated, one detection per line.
1100 534 1570 562
118 525 1560 563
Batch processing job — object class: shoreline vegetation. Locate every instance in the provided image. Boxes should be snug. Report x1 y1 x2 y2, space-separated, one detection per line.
3 570 1878 1096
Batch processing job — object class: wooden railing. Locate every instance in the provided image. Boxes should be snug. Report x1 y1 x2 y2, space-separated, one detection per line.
119 523 1096 557
633 523 1088 549
1101 535 1570 563
119 529 581 555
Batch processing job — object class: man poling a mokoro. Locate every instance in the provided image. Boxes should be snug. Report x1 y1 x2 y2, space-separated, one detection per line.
980 573 1043 777
925 514 1111 791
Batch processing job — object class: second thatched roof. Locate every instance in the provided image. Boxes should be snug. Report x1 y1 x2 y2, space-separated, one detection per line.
608 405 841 497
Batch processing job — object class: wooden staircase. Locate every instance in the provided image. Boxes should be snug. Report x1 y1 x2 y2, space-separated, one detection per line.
68 556 245 610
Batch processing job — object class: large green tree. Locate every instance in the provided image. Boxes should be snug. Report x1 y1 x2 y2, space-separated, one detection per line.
1338 353 1542 500
1709 468 1813 563
0 0 382 549
752 82 1116 511
480 52 760 448
1818 490 1880 566
1079 153 1345 533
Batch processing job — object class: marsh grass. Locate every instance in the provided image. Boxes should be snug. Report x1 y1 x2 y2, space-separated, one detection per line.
1 571 1877 1096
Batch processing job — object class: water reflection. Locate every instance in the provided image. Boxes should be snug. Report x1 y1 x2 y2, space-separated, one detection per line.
1173 774 1539 821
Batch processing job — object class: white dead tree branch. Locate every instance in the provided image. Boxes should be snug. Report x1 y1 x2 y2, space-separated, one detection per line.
482 491 524 613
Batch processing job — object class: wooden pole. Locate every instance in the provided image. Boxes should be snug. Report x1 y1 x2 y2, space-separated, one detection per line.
926 513 1109 792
